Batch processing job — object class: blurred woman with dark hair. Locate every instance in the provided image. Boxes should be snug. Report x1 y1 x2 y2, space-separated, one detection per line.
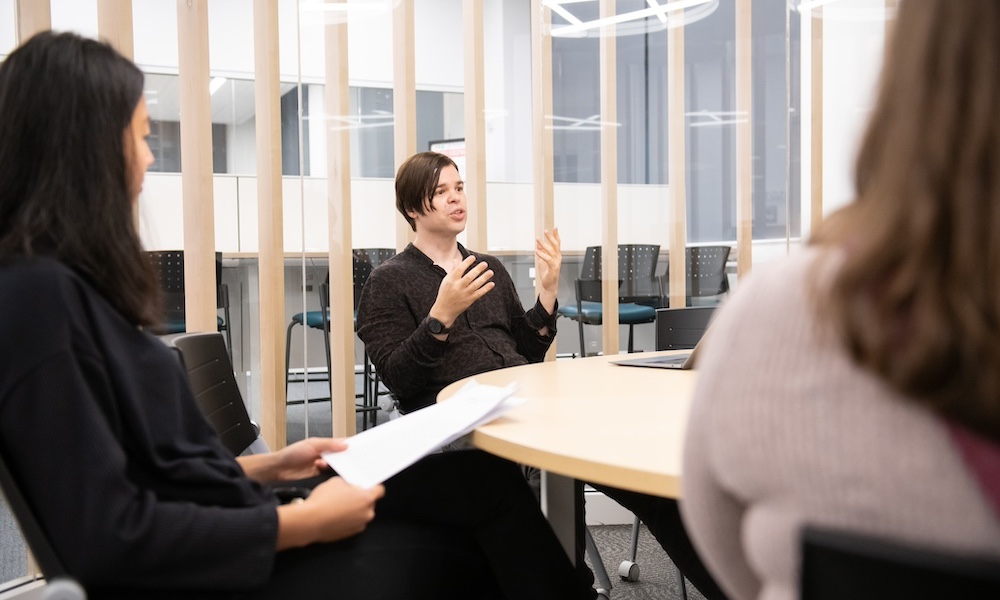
681 2 1000 599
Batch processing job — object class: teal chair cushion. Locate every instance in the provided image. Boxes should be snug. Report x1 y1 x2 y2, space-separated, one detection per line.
163 316 227 333
291 310 328 330
558 301 655 325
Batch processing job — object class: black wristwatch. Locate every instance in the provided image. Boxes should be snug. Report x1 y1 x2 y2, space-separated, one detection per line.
427 316 452 335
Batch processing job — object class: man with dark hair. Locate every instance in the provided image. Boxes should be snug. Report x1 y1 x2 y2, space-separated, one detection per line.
358 151 728 600
357 151 561 415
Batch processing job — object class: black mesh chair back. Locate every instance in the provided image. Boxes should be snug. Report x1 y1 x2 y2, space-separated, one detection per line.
686 245 730 298
655 306 716 350
801 526 1000 600
147 251 231 354
350 248 397 426
659 246 732 305
148 250 186 329
161 331 258 456
579 244 661 306
352 248 396 310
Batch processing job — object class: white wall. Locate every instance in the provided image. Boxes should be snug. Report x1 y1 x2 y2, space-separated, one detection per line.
140 172 682 254
0 0 17 53
820 5 887 216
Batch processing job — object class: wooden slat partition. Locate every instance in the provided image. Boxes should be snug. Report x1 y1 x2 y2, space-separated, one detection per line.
530 0 557 362
810 11 823 233
735 0 752 277
884 0 897 51
325 0 356 437
175 2 218 337
463 0 487 251
253 0 286 448
15 0 49 42
667 19 687 307
97 0 133 58
13 0 50 581
393 0 417 251
599 0 620 356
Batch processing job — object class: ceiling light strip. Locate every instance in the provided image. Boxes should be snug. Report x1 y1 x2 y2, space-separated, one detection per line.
549 0 713 37
547 3 584 26
647 0 668 24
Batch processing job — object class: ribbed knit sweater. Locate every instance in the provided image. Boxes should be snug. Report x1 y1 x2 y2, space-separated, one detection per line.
681 247 1000 600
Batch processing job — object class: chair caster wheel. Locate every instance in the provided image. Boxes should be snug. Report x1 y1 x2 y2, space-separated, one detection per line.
595 588 611 600
618 560 640 582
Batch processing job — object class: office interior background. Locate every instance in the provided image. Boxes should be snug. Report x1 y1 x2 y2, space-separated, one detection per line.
0 0 894 586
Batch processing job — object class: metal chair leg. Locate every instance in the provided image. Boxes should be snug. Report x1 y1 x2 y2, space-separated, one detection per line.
586 527 613 598
677 566 689 600
283 321 298 395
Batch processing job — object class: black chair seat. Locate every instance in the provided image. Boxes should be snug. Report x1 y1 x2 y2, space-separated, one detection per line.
801 526 1000 600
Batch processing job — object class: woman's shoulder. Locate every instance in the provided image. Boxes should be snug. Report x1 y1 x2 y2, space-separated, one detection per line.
713 246 838 322
696 246 842 379
0 256 97 378
0 256 83 308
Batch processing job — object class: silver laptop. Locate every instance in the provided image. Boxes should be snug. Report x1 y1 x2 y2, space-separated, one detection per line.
609 340 702 370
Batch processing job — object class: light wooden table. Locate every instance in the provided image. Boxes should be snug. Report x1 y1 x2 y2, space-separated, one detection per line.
438 351 696 559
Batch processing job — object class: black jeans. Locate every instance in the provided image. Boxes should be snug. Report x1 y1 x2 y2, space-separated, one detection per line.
259 451 595 600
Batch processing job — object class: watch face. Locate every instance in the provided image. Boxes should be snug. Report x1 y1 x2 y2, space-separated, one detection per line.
428 317 445 334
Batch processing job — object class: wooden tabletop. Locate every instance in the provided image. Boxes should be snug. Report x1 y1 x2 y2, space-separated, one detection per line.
439 351 696 498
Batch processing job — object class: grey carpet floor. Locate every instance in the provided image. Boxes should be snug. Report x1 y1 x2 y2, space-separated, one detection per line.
588 523 707 600
0 498 28 584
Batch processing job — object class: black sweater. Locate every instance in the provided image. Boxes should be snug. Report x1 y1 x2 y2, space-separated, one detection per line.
356 243 557 413
0 257 277 594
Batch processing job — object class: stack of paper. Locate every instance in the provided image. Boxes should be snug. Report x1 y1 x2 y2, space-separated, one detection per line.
322 380 523 488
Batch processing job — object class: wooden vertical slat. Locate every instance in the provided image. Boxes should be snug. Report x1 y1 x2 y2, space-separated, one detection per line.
325 0 355 437
884 0 896 52
810 12 823 232
668 19 687 307
600 0 620 356
13 2 50 580
463 0 487 251
735 0 752 277
176 2 217 337
253 0 286 449
393 0 417 251
531 0 556 362
97 0 133 59
15 0 49 43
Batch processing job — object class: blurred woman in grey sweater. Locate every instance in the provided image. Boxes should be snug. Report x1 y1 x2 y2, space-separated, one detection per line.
681 2 1000 599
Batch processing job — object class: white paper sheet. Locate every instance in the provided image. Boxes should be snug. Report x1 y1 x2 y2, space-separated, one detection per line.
322 380 524 488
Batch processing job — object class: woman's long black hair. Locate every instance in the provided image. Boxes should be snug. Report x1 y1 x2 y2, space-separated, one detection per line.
0 30 160 326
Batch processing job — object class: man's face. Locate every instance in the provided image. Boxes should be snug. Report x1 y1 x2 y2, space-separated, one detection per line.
409 164 467 237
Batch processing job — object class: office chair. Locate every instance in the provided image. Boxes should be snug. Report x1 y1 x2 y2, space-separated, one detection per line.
161 331 268 455
558 245 660 357
147 250 232 357
0 451 87 600
801 526 1000 599
165 332 316 508
654 306 717 351
284 249 395 430
659 246 731 307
